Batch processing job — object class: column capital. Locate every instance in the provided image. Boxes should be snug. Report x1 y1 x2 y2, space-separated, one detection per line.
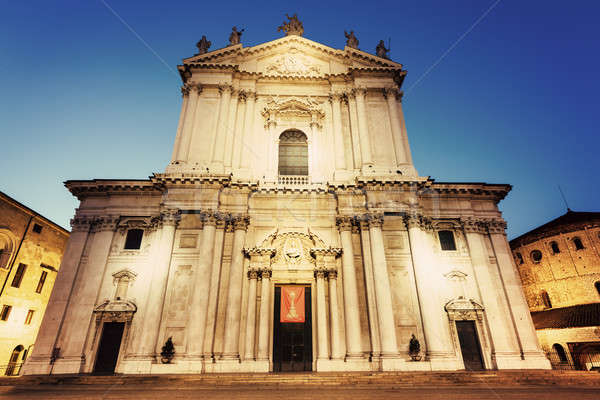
232 214 250 231
91 215 120 232
352 87 368 97
328 92 344 103
382 87 399 99
181 85 190 97
247 268 260 279
484 219 507 235
160 209 181 227
237 90 247 102
185 82 202 94
327 269 338 279
218 84 233 94
200 210 220 227
336 215 355 232
70 216 95 232
260 268 272 279
365 212 384 228
461 217 487 234
314 268 328 279
245 91 257 101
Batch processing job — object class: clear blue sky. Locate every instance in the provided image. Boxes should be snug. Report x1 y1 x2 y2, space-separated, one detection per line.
1 1 598 238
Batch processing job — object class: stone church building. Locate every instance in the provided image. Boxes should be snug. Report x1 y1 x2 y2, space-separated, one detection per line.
24 17 550 375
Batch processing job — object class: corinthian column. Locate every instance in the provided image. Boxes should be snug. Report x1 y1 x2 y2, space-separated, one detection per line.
221 215 249 359
171 85 191 163
212 85 232 170
315 268 329 360
353 88 373 169
336 216 363 358
243 268 259 360
486 220 550 368
257 269 272 361
365 213 399 357
358 218 381 359
329 93 347 172
328 269 343 360
186 211 217 359
224 89 240 168
383 87 408 165
238 91 256 171
180 84 202 163
346 92 362 169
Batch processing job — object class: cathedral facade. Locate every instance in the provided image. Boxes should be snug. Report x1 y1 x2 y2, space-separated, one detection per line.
24 18 550 375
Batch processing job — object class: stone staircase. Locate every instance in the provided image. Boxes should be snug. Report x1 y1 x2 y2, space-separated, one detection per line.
2 370 600 388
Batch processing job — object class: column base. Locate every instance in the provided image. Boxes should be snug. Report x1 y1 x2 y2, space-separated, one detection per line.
47 356 84 375
119 356 154 374
207 358 247 373
494 352 527 370
426 352 462 370
22 356 53 375
317 358 373 372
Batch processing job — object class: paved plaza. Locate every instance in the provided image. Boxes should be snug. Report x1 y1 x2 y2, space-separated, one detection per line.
1 384 600 400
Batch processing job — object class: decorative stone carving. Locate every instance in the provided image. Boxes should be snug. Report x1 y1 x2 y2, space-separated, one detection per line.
336 216 354 232
486 219 507 235
247 268 260 279
461 217 486 234
161 209 181 227
344 30 359 49
265 52 321 77
70 216 94 232
261 96 324 128
232 215 250 231
260 268 272 279
228 26 244 46
117 216 159 234
278 13 304 36
445 296 484 321
112 269 137 300
404 213 432 231
365 212 384 228
200 210 219 226
196 35 211 55
327 269 338 279
314 268 327 279
376 40 390 59
91 216 119 233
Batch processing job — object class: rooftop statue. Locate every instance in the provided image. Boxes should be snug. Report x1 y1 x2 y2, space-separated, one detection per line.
344 30 359 49
229 26 244 46
278 13 304 36
195 35 211 55
376 40 390 59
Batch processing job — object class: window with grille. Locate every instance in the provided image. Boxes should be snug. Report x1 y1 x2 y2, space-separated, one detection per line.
11 263 26 288
438 230 457 251
36 271 48 294
278 130 308 176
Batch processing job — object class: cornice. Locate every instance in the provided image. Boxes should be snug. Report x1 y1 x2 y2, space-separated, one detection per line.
65 179 160 200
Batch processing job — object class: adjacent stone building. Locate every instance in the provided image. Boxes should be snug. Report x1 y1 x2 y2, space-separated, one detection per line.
0 191 69 375
24 17 550 375
510 211 600 370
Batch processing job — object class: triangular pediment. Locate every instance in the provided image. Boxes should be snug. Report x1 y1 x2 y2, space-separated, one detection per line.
182 35 403 78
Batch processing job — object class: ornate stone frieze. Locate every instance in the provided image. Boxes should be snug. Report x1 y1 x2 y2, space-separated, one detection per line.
261 96 325 129
445 296 484 322
70 216 95 232
265 52 320 77
91 216 120 233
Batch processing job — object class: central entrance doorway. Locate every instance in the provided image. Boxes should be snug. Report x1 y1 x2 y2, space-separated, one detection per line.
456 320 484 370
93 322 125 374
273 286 312 372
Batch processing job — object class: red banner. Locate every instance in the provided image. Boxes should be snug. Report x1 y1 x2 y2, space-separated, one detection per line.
280 286 305 323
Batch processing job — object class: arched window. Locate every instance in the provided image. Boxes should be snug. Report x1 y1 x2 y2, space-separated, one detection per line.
278 130 308 176
438 230 457 251
124 229 144 250
516 252 524 265
595 281 600 297
573 237 585 250
550 241 560 254
541 290 552 309
553 343 568 363
531 250 543 263
0 233 14 270
5 345 23 376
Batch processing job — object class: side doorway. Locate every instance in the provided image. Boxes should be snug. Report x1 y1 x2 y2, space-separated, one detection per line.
456 320 484 370
273 286 312 372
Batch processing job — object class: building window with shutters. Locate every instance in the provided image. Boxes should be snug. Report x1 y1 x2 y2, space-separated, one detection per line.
278 130 308 177
36 270 48 294
11 263 27 288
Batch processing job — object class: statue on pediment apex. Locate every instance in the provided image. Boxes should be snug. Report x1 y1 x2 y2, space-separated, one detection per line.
278 13 304 36
196 35 211 55
376 40 390 59
344 30 359 49
229 26 244 46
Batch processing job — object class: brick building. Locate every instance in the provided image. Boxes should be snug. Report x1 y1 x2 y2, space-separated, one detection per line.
0 191 69 375
510 210 600 370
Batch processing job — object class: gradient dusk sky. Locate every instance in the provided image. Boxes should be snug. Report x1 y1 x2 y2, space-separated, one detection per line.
1 1 598 238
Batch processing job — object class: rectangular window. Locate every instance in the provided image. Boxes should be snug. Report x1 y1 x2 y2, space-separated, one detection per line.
24 310 34 325
438 230 457 251
1 305 12 321
32 223 43 234
36 271 48 294
11 263 27 288
124 229 144 250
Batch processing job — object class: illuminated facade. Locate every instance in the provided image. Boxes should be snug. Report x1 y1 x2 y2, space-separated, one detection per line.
24 18 549 375
0 191 68 375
